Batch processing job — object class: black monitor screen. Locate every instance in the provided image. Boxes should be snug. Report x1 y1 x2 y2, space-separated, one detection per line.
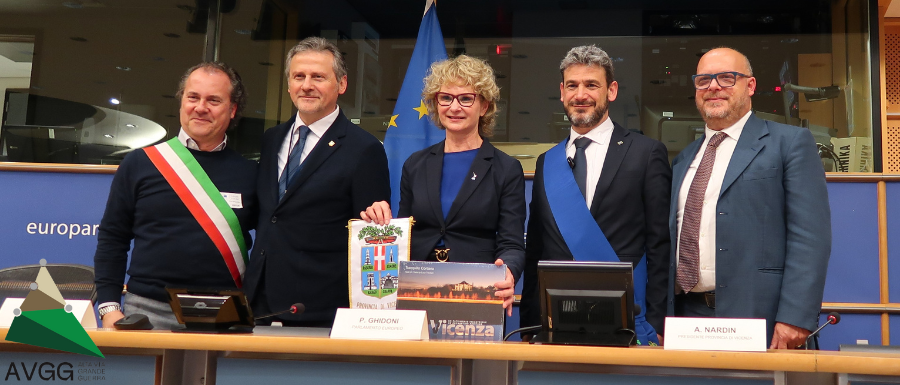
538 261 635 336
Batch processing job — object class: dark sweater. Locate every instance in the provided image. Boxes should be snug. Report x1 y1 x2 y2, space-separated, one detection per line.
94 147 258 304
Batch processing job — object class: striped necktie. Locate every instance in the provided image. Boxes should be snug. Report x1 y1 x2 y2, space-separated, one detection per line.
278 125 310 200
676 131 727 293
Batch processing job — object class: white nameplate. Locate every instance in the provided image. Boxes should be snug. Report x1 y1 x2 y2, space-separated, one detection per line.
664 317 766 352
0 298 97 328
330 308 428 341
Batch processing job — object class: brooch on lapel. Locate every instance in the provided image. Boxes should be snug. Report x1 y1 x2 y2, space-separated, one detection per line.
471 173 477 180
617 141 623 145
328 141 335 147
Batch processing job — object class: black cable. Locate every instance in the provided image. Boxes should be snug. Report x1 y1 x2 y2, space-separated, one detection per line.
504 325 542 341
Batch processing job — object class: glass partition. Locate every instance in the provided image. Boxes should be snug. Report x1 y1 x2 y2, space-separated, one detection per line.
0 2 207 164
0 0 877 172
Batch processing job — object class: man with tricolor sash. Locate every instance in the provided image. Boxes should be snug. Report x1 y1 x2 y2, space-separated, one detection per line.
94 62 258 329
520 46 672 345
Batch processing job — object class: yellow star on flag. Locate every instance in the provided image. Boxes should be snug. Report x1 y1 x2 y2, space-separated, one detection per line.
388 114 399 128
413 100 429 119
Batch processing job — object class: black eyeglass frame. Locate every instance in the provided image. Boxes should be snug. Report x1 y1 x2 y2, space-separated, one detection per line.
691 71 750 90
434 92 480 107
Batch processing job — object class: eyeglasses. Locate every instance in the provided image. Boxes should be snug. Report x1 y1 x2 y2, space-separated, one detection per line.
435 92 479 107
691 71 750 90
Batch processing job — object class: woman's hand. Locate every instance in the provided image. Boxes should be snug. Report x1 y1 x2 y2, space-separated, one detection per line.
493 259 516 317
360 201 392 225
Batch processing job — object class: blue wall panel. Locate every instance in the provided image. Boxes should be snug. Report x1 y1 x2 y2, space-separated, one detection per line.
216 359 450 385
816 313 881 350
885 183 900 304
823 183 880 303
0 172 112 269
519 371 769 385
892 315 900 346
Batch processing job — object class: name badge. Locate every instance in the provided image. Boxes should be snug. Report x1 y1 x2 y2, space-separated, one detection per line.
330 308 428 341
664 317 767 352
220 192 243 209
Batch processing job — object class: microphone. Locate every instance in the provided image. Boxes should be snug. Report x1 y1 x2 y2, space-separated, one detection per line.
567 157 575 169
254 303 305 320
804 312 840 349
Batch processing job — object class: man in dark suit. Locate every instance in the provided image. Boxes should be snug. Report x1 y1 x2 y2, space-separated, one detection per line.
670 47 830 349
244 37 390 326
521 45 671 343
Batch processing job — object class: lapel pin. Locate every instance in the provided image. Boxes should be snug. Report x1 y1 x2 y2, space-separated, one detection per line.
328 141 335 147
471 173 477 180
617 141 623 145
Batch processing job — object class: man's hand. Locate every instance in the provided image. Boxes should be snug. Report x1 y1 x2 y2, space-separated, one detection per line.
493 259 516 317
101 310 125 329
360 201 392 225
769 322 811 349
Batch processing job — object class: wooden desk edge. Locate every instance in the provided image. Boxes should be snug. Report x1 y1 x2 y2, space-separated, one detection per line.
0 330 895 375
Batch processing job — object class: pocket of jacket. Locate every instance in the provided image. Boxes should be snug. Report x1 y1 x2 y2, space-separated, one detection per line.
758 267 784 275
743 168 778 181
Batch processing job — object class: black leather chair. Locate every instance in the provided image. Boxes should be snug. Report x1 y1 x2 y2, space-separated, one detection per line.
0 264 95 305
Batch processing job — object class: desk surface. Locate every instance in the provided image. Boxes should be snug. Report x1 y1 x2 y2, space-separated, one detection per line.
0 328 897 377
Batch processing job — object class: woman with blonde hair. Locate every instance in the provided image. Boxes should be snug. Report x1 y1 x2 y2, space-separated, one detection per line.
361 55 525 315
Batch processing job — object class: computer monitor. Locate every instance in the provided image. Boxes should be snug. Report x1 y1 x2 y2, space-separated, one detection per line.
533 260 636 347
166 287 254 333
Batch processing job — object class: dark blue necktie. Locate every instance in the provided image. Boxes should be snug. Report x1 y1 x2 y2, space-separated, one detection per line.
573 136 592 201
278 125 310 200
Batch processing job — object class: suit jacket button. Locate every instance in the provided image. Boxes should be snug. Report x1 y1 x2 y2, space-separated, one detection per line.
440 228 445 235
271 216 277 223
261 249 266 256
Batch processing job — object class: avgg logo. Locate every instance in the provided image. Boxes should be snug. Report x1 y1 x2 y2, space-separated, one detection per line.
4 362 73 382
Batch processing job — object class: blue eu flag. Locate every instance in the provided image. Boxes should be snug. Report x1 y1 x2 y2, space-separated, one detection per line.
383 1 447 215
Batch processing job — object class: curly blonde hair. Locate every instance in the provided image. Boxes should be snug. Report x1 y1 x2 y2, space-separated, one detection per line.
422 55 500 137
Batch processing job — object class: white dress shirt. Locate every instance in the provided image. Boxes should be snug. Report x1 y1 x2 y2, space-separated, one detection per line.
276 107 340 179
675 110 752 292
177 128 227 152
565 117 615 206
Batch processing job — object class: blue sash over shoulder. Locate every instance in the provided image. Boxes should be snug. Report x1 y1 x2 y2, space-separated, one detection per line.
543 140 658 345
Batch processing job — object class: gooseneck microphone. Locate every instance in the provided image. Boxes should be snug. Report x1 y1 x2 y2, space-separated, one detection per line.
254 303 305 320
567 157 576 169
804 312 840 349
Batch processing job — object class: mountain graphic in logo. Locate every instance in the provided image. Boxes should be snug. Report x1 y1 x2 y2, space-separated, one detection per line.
5 259 103 357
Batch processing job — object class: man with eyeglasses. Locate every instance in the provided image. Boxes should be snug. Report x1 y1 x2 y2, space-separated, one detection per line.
521 45 672 345
669 47 831 349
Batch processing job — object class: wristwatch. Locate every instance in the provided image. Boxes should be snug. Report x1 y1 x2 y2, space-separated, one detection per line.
98 303 122 319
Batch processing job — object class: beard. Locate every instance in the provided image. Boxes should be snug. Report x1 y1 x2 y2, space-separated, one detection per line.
565 98 609 129
697 91 749 123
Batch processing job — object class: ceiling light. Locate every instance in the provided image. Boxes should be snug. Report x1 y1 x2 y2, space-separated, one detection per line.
109 98 120 105
125 124 137 128
115 66 131 71
104 134 114 138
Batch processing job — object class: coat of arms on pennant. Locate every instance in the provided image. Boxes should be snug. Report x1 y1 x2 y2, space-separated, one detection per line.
348 218 412 309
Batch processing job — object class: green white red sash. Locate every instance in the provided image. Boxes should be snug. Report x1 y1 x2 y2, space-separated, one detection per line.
143 137 248 287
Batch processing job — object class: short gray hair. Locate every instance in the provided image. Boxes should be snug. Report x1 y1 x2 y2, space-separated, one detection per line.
559 45 615 85
284 37 348 80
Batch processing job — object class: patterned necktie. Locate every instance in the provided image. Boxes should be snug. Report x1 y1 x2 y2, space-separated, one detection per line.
278 125 311 200
573 137 592 201
676 132 728 293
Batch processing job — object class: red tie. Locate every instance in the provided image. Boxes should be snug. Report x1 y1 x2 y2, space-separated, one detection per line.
677 132 728 293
